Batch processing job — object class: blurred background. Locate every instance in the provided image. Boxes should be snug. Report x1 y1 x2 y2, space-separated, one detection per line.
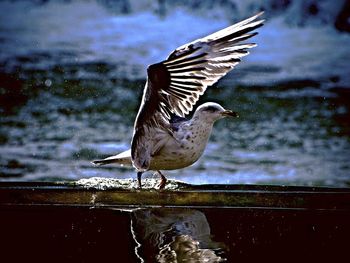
0 0 349 186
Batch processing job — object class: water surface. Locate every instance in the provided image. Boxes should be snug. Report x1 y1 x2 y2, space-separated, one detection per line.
0 0 349 187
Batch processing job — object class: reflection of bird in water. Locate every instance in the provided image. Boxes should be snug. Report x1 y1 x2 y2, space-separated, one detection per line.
93 13 264 188
131 208 226 262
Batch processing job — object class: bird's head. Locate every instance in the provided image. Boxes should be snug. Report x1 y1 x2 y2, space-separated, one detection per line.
193 102 238 123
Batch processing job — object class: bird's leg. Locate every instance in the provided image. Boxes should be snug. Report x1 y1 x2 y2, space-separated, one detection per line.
137 171 143 189
157 170 167 190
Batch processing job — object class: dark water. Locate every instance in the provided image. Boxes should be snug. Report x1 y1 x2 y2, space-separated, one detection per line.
0 0 350 187
2 205 350 262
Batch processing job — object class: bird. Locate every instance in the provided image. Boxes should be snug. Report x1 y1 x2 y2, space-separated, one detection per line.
92 12 264 189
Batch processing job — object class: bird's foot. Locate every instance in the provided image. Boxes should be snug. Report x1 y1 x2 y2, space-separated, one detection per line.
137 171 143 189
156 171 167 190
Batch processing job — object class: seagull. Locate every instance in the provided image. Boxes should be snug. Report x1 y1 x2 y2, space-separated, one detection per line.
92 12 264 189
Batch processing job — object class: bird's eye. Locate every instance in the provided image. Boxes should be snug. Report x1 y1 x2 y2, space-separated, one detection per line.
204 106 218 112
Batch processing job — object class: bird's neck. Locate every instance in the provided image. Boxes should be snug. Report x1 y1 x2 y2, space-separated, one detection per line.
189 115 215 137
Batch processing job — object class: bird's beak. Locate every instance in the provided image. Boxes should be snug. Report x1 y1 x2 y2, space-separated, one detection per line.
221 110 239 118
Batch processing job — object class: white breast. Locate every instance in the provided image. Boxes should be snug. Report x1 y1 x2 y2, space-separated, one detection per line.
149 121 213 170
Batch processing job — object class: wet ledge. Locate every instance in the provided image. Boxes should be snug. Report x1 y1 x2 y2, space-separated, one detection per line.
1 179 350 210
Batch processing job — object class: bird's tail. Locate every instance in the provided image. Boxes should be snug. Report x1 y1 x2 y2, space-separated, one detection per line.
91 149 133 167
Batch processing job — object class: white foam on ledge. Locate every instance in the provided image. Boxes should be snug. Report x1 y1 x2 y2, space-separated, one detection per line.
75 177 186 190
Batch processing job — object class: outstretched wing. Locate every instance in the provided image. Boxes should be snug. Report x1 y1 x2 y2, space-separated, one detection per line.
131 12 264 170
146 12 264 125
